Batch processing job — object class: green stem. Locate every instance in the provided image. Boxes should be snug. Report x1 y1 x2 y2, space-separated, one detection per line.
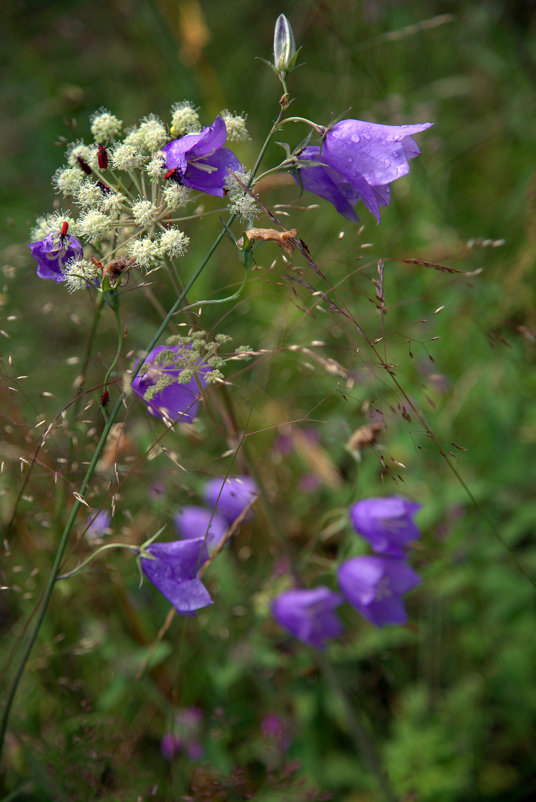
57 543 139 580
101 303 125 414
0 94 292 759
318 653 398 802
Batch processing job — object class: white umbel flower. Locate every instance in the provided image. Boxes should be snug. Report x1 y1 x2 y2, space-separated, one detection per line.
158 228 190 259
131 199 159 227
110 143 145 171
162 183 191 210
90 108 123 143
53 166 85 197
220 110 250 143
170 101 201 137
78 209 113 242
62 257 101 293
127 236 161 269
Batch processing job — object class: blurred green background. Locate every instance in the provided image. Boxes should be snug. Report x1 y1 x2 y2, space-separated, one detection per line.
1 1 536 800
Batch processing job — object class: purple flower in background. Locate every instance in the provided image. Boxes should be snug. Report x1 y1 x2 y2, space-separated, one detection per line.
160 733 181 760
203 475 259 524
162 116 242 197
261 713 290 751
271 586 344 649
141 538 212 616
174 506 228 554
294 119 433 222
132 344 207 422
28 233 83 282
338 556 421 627
86 510 111 541
350 496 422 557
161 707 204 761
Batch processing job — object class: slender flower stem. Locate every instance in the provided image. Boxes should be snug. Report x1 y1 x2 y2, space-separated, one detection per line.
0 95 295 759
317 653 398 802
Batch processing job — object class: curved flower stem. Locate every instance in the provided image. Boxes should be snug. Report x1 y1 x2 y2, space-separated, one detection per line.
277 115 325 135
101 303 125 416
0 221 232 760
317 653 398 802
0 93 294 758
56 543 139 580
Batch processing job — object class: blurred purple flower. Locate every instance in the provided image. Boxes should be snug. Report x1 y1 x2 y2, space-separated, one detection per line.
261 713 290 750
350 496 421 557
294 119 432 221
132 344 207 422
161 707 204 761
28 233 83 283
271 586 344 649
174 505 228 554
162 116 242 197
160 733 181 760
338 556 421 627
86 510 111 541
203 475 258 525
141 538 212 616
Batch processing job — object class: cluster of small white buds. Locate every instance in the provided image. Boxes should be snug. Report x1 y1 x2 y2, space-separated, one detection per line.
170 101 201 137
90 108 123 143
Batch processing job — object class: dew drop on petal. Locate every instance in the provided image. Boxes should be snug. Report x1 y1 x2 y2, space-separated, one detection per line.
351 134 361 143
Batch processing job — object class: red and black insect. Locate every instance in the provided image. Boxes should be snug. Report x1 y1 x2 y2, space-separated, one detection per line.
60 221 69 243
101 390 109 407
77 156 93 175
163 167 183 184
97 144 108 169
96 180 111 194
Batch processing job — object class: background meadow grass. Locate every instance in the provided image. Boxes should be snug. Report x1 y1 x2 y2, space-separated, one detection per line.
1 1 536 799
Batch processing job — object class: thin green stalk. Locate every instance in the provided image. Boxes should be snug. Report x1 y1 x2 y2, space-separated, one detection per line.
318 653 398 802
0 94 295 758
0 222 230 759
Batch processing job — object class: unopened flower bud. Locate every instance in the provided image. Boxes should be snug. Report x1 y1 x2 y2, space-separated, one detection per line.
273 14 296 72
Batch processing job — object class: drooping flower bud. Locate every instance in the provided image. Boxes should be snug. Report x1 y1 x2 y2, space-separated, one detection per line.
273 14 296 72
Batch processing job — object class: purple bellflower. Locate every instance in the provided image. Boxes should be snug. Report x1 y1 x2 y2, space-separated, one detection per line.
338 556 421 627
141 538 212 617
203 475 259 525
131 344 207 422
86 510 111 541
294 119 433 222
350 496 422 557
174 505 228 554
162 116 242 197
271 586 344 649
28 233 83 283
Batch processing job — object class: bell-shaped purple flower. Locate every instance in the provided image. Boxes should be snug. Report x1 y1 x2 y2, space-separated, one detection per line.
141 538 212 616
131 344 207 423
338 556 421 627
271 586 344 650
28 233 83 282
174 505 228 554
294 119 433 222
203 475 258 525
350 496 421 557
162 116 242 197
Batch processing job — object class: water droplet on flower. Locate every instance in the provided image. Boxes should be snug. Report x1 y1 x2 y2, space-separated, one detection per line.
351 134 361 144
384 159 391 168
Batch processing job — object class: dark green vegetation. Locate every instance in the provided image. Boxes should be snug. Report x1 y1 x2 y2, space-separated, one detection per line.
1 1 535 799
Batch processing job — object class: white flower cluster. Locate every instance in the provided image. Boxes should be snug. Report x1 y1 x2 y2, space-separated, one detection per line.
220 110 250 142
225 171 259 223
170 101 201 137
33 97 252 292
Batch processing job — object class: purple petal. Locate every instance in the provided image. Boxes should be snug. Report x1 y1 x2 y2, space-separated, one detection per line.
271 586 344 650
28 233 83 283
174 506 228 553
350 496 422 556
203 476 258 525
324 119 433 189
131 344 207 423
338 556 420 628
183 147 242 197
141 538 212 616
